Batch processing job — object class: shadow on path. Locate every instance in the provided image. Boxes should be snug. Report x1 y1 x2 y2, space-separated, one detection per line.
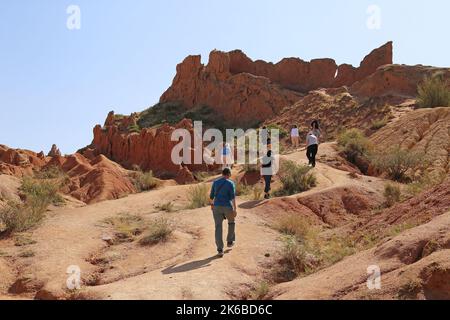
238 200 265 209
161 250 232 274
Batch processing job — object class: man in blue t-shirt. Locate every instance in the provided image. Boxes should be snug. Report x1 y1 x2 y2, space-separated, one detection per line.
209 168 237 257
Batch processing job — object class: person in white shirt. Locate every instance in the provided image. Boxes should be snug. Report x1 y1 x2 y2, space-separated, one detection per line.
306 120 321 167
290 125 300 148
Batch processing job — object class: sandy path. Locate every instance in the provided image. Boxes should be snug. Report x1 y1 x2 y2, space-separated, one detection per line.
0 144 385 300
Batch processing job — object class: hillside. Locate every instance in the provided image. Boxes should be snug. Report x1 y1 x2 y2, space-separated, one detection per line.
1 42 449 301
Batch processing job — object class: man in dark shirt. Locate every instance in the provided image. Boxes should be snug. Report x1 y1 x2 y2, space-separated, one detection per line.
209 168 237 257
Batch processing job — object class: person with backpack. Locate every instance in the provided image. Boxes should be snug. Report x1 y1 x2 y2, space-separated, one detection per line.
261 150 275 199
209 168 237 257
311 120 321 141
306 120 321 167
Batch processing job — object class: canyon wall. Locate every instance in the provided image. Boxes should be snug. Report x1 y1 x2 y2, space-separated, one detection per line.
160 53 301 126
160 42 393 126
85 113 214 184
228 41 393 91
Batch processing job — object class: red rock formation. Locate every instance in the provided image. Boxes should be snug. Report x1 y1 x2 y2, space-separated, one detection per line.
0 145 47 177
85 113 216 184
229 50 338 92
0 144 137 204
228 42 393 91
46 153 137 204
160 51 301 126
351 64 450 97
47 144 61 157
160 43 393 125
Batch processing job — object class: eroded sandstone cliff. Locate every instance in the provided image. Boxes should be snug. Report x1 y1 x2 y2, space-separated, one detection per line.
160 42 393 125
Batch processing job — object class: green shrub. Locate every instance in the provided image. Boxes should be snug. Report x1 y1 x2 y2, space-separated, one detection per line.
251 281 270 300
251 185 264 201
371 145 425 182
0 202 41 235
276 214 315 241
0 175 65 235
187 184 210 209
128 124 141 133
139 218 173 246
155 201 175 213
103 213 145 242
371 118 388 130
387 221 419 237
417 76 450 108
20 176 64 209
405 173 444 198
277 235 317 280
131 170 159 192
34 166 68 181
337 129 372 164
235 182 251 197
267 124 288 139
320 236 356 266
384 183 401 207
137 102 187 128
273 215 356 281
138 102 229 131
275 160 316 196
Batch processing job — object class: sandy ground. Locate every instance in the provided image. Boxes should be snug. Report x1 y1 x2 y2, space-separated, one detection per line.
0 143 434 300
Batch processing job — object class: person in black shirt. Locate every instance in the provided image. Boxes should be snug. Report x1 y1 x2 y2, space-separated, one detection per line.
261 150 274 199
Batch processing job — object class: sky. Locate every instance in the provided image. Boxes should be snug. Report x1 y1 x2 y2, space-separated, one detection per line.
0 0 449 154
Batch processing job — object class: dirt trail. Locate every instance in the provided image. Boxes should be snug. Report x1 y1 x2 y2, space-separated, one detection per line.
0 143 387 300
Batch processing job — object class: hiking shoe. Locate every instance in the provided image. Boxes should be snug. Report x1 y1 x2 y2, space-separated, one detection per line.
264 193 270 200
217 250 224 257
227 242 234 248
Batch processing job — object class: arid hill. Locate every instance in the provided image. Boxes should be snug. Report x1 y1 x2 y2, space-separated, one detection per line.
0 144 136 204
0 42 449 301
370 107 450 180
83 42 450 183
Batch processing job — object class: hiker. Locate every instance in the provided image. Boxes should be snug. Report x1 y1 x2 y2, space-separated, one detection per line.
221 142 233 170
209 168 237 257
261 150 275 199
311 120 321 141
306 121 321 167
291 125 300 148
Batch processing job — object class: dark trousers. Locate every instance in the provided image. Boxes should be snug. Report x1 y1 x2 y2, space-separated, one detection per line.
212 206 235 251
306 144 318 167
263 175 272 194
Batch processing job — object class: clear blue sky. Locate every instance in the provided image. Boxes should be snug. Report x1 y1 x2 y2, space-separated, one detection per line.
1 0 449 154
